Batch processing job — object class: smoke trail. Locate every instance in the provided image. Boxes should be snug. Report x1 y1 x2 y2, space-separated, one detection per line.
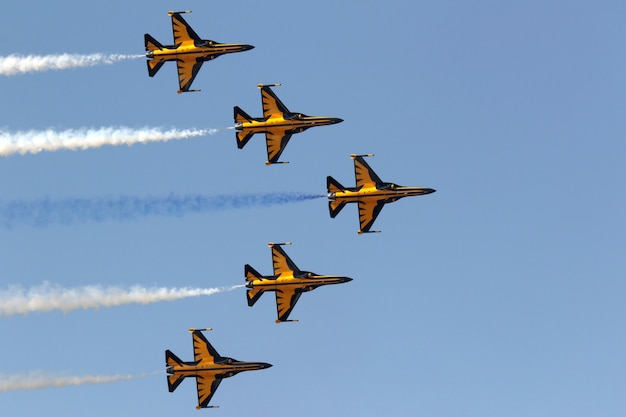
0 192 324 229
0 126 218 156
0 283 243 317
0 53 143 76
0 371 153 392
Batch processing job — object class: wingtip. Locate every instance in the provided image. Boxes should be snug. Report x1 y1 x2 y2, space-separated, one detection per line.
189 327 212 333
268 241 292 247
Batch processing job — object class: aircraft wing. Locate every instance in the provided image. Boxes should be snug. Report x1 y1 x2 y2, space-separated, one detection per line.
275 286 303 322
271 244 300 276
354 156 383 189
171 13 202 45
176 57 205 92
265 129 293 164
261 86 291 118
192 330 221 364
196 374 222 409
357 198 386 233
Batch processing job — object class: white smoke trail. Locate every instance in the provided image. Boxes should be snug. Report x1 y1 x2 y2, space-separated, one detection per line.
0 283 243 317
0 53 143 76
0 126 218 156
0 371 153 392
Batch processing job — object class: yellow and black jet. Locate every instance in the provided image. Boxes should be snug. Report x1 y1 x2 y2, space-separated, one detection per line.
245 242 352 323
145 11 254 94
165 328 271 410
234 84 343 165
327 154 436 234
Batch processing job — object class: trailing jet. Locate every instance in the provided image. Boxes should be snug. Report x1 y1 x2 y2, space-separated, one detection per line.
245 242 352 323
165 328 272 410
327 154 436 234
145 11 254 94
234 84 343 165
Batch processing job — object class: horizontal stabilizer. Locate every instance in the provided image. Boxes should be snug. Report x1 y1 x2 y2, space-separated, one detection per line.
144 34 164 51
146 59 165 77
234 106 253 124
328 199 347 218
245 264 263 282
327 176 346 194
165 350 186 392
245 264 265 306
236 130 256 149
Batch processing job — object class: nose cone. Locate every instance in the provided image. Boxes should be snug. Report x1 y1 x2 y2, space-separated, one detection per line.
424 188 436 194
242 44 255 51
341 276 353 283
259 362 272 370
331 117 344 125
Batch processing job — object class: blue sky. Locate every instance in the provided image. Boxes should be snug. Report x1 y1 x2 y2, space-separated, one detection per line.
1 1 625 416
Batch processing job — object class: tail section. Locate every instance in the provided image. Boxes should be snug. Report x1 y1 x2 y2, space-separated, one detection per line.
245 264 265 307
234 106 256 149
144 33 164 52
165 350 186 393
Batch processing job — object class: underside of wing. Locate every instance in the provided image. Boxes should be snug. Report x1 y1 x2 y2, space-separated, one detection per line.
271 244 300 276
261 87 291 118
357 199 386 233
196 374 222 409
171 13 202 45
176 58 204 92
192 331 221 364
275 286 303 322
265 129 293 164
354 156 383 189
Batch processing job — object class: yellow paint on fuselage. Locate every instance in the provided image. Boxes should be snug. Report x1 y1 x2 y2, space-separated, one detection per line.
249 273 347 289
148 43 252 59
330 185 434 201
170 361 267 375
237 116 340 132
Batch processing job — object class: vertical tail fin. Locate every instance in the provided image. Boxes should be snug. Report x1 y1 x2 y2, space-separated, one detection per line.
165 350 186 393
245 264 265 306
144 34 164 51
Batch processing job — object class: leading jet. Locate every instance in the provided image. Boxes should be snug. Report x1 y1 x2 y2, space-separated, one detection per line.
145 11 254 94
245 242 352 323
327 154 436 234
165 328 272 410
234 84 343 165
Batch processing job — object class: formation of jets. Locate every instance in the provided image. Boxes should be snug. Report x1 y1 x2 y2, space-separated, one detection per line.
141 9 436 411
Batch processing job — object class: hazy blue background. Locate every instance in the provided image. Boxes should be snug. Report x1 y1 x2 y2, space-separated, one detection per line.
1 1 625 416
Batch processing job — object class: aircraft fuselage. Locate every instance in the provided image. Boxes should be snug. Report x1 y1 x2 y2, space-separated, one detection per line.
328 183 436 201
246 272 352 291
167 359 271 377
146 41 254 60
235 115 343 132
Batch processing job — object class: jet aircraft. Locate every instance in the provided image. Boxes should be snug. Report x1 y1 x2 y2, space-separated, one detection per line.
327 154 436 234
245 242 352 322
145 11 254 94
234 84 343 165
165 328 272 409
